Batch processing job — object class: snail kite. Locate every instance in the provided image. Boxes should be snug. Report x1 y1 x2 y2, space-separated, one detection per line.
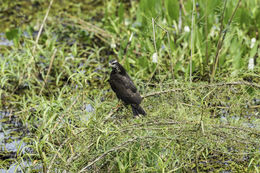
109 59 146 116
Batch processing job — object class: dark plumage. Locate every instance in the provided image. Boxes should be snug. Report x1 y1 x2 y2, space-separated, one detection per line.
109 59 146 116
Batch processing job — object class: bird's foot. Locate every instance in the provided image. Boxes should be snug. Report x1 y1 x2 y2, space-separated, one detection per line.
112 103 121 110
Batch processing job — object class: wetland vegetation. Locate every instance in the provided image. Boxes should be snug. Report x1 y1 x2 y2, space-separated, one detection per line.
0 0 260 172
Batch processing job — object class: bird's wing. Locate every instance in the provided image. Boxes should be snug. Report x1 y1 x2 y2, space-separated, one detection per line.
122 74 137 93
125 88 142 104
109 73 141 104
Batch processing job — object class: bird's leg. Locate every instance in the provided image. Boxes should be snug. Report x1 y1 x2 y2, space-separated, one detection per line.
112 99 123 110
122 102 128 108
106 100 123 120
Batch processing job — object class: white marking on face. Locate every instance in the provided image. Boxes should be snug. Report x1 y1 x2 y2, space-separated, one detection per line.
109 60 118 68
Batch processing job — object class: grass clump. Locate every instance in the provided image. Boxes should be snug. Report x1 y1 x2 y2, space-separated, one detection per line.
0 0 260 172
2 79 258 172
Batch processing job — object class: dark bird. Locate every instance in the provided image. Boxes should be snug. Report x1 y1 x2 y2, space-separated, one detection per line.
109 59 146 116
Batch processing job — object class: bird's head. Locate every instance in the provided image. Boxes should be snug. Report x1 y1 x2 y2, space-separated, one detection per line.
109 59 118 68
109 59 125 73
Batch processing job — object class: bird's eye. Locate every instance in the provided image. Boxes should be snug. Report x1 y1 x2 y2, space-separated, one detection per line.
112 61 117 65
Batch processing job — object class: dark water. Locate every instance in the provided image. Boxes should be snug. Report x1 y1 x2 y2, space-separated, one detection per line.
0 33 14 47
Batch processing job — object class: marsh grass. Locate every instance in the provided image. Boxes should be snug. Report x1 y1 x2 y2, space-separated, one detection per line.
0 0 260 172
2 74 259 172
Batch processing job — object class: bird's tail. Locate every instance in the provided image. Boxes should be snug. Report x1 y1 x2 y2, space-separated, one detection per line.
131 104 146 116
